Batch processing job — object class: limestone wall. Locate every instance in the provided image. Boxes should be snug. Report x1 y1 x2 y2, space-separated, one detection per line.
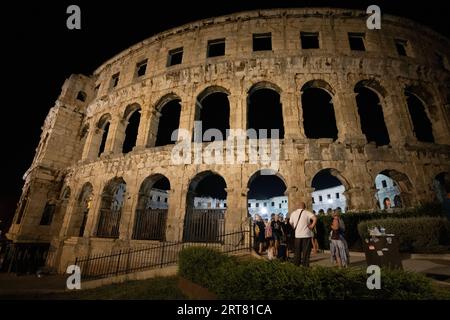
6 8 450 272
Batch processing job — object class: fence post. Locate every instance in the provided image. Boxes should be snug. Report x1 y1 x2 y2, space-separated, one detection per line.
126 249 130 274
116 250 122 276
160 242 165 268
248 219 252 252
74 257 80 280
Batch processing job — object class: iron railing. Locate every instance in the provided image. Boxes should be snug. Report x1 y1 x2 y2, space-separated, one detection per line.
0 242 50 274
182 209 225 242
96 208 121 238
75 228 251 281
132 209 167 241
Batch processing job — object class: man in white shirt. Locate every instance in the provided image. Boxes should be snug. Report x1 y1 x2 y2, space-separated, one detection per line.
289 202 317 267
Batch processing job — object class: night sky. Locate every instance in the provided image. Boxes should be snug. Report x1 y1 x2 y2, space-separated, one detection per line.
1 0 449 230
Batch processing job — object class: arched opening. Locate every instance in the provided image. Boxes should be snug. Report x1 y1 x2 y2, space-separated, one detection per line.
247 171 287 220
76 91 87 102
194 88 230 142
155 99 182 147
354 84 390 146
374 170 412 209
97 114 111 157
122 106 141 154
39 201 56 225
405 90 434 143
96 178 126 238
433 172 450 203
183 171 227 242
133 174 170 240
247 84 284 139
311 169 347 214
301 81 338 140
69 183 93 237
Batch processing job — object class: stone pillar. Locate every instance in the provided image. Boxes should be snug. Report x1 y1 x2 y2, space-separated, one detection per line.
177 95 196 142
58 195 78 238
145 109 161 147
224 187 248 233
84 189 103 237
126 195 139 240
333 91 366 145
294 91 307 140
281 92 304 139
107 117 127 155
384 85 416 145
133 108 152 150
410 167 434 207
165 188 185 242
426 100 450 145
82 127 102 161
344 186 378 212
286 186 314 215
119 192 137 240
228 94 244 131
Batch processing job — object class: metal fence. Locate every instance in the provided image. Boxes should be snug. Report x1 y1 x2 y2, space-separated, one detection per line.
182 209 225 242
96 208 121 238
132 209 167 240
0 242 50 274
75 229 251 281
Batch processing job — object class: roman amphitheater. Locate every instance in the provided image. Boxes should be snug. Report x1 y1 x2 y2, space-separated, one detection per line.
3 8 450 274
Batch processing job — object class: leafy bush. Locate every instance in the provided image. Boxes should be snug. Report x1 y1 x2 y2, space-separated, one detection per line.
178 246 234 287
316 203 446 250
178 247 438 300
357 216 450 252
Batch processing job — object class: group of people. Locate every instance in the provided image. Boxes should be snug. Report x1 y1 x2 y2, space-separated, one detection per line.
253 213 292 260
253 202 349 267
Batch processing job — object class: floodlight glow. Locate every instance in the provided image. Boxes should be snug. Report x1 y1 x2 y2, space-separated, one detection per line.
261 207 268 215
327 199 333 204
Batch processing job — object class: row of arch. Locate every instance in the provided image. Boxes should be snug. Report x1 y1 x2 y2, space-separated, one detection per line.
63 168 450 241
84 79 442 160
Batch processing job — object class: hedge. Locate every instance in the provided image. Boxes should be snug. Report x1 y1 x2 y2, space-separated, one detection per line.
357 216 450 253
178 247 438 300
316 203 446 250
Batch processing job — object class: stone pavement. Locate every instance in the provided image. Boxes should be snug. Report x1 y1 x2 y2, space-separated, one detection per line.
0 273 68 298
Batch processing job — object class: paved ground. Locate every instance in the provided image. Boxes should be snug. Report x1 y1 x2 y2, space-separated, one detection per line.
0 273 68 296
0 251 449 298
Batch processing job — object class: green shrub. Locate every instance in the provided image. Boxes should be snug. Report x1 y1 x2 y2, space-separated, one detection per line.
178 247 438 300
178 246 234 288
316 203 446 250
357 216 450 252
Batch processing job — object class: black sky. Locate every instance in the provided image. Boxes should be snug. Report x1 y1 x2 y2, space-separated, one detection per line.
1 0 449 229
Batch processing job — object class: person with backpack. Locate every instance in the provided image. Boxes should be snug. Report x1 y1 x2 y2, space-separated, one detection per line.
289 202 317 267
